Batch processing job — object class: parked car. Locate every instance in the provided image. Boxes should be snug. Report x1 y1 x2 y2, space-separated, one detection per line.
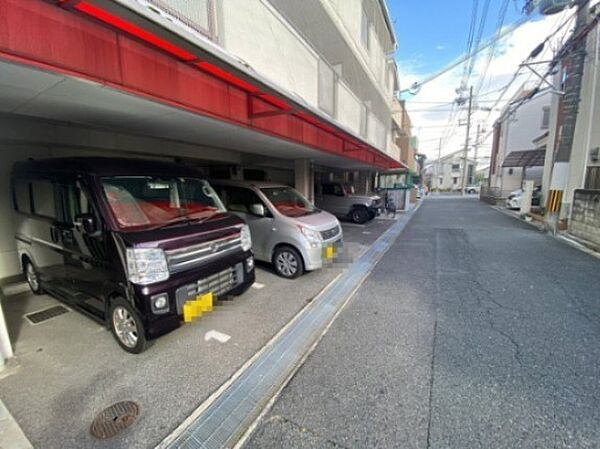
212 181 342 279
506 186 542 209
11 158 255 353
465 185 480 194
314 182 382 224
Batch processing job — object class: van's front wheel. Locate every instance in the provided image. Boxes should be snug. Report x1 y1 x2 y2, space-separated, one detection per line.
109 298 147 354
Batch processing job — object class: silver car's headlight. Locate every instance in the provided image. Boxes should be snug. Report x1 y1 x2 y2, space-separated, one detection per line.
299 226 322 248
240 224 252 252
126 248 169 285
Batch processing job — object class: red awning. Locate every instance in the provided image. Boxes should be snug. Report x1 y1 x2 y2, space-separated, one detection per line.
0 0 403 170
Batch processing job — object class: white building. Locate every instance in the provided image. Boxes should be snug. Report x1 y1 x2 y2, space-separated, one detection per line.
424 150 476 191
488 84 553 197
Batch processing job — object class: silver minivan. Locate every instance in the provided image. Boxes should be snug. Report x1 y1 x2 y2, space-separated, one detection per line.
212 181 342 279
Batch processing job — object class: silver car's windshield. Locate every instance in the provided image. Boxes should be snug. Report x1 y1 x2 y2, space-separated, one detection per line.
261 187 317 217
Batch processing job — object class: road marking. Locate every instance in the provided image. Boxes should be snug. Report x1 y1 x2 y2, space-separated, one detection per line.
204 330 231 344
362 231 371 235
251 282 265 290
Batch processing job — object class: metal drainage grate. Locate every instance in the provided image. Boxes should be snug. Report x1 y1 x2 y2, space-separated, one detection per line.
24 305 69 325
90 401 140 440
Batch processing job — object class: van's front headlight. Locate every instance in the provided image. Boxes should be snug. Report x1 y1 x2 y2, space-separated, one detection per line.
240 225 252 252
126 248 169 285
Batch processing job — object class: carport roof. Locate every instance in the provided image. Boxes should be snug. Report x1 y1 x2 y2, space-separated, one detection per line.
12 157 206 178
502 149 546 168
0 0 403 171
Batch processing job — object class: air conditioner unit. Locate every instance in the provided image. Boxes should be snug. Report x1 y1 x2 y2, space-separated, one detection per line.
539 0 571 15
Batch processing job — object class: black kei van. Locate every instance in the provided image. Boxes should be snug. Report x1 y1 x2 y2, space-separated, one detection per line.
11 158 255 353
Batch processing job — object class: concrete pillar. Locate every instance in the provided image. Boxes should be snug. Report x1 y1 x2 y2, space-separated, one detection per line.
294 159 313 203
0 299 13 369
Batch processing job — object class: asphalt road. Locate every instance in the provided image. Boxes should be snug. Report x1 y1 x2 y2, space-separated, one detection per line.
245 197 600 449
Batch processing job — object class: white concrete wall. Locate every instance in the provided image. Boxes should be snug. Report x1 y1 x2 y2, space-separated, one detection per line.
503 92 552 152
325 0 393 99
337 81 362 135
221 0 320 109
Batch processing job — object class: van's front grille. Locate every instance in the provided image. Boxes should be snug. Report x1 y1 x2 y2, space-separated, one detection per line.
175 263 244 314
320 226 340 241
165 233 242 274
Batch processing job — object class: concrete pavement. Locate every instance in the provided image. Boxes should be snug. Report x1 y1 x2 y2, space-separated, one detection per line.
245 197 600 449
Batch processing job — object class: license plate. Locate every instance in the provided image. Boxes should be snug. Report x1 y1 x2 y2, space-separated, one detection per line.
183 292 214 323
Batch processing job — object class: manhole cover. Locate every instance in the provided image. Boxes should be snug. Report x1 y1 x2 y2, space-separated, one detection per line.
90 401 139 439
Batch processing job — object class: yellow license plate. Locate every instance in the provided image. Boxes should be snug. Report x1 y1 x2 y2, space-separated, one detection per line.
324 245 334 260
183 292 214 323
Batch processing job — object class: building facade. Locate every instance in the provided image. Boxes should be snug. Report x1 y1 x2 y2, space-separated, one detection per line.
424 150 476 191
488 85 553 198
543 5 600 243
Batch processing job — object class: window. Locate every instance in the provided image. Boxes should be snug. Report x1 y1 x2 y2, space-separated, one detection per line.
541 106 550 129
261 187 316 217
31 179 56 219
220 187 264 214
322 183 344 196
13 179 31 213
585 166 600 189
453 177 458 185
101 176 225 230
361 6 370 49
451 164 460 171
60 183 93 224
508 168 514 175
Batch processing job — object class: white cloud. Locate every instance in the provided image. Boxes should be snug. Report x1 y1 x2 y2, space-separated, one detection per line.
397 11 574 162
435 45 445 51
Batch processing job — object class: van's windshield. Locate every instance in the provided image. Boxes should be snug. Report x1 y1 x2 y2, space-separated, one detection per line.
261 187 317 217
101 176 226 230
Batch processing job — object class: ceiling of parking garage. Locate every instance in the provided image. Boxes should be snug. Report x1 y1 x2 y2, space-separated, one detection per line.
0 60 376 170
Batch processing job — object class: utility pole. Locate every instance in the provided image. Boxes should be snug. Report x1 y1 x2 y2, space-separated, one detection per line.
474 123 481 175
436 138 442 192
461 86 473 196
548 0 590 229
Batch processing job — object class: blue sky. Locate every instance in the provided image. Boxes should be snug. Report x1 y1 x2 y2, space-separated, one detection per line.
383 1 570 159
388 1 525 78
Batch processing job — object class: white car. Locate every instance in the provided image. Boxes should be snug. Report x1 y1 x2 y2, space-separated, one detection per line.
506 187 542 209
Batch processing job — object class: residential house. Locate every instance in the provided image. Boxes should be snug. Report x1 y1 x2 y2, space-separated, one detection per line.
488 84 553 198
424 150 476 191
543 4 600 245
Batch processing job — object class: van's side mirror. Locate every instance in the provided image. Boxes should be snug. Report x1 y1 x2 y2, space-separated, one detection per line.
249 204 266 217
75 213 97 234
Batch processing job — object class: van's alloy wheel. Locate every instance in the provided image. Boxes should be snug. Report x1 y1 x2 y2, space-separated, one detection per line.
25 261 43 295
273 246 304 279
109 298 147 354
